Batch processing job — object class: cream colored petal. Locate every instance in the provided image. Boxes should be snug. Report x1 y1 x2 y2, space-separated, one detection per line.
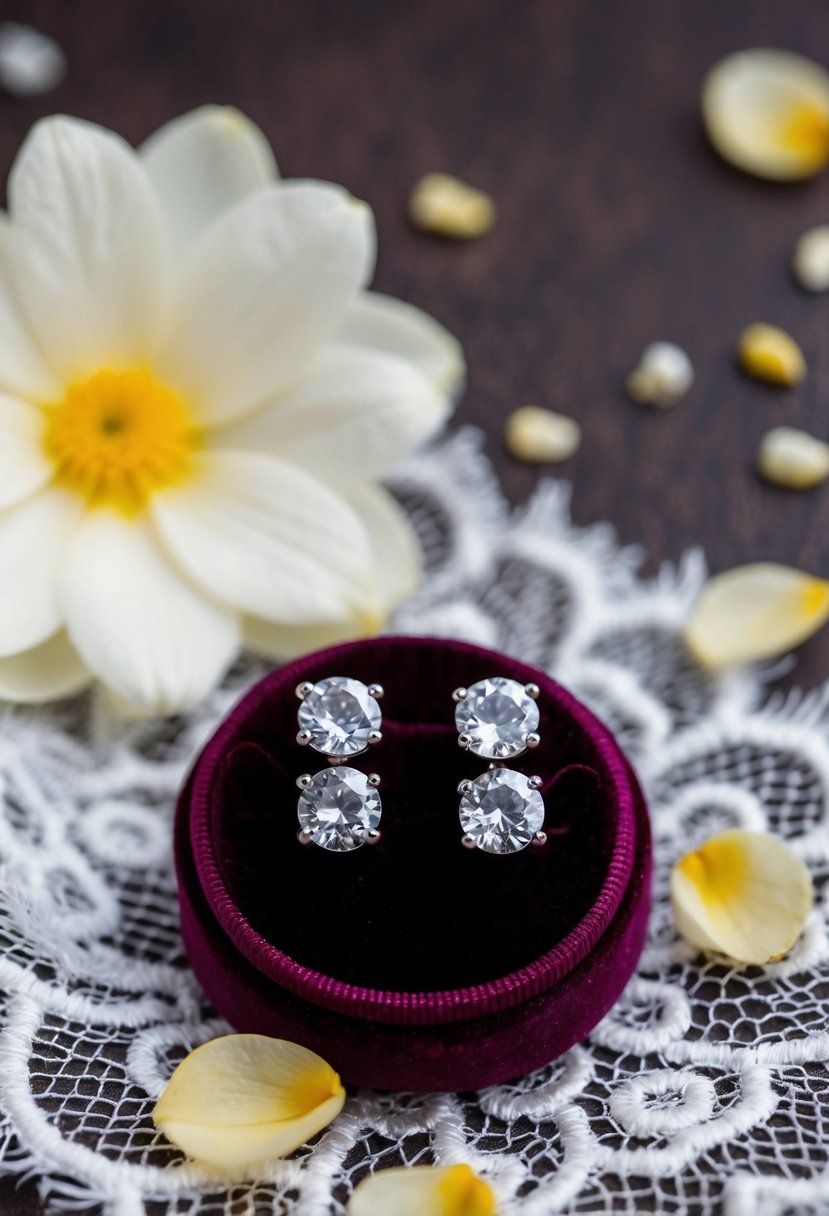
671 829 813 964
0 222 61 401
214 345 448 493
139 106 278 255
702 49 829 180
684 563 829 669
0 393 53 509
0 487 82 656
151 450 373 626
336 291 465 397
348 1164 497 1216
7 116 165 380
153 1034 345 1172
60 513 240 715
0 631 90 703
157 181 376 426
243 484 420 659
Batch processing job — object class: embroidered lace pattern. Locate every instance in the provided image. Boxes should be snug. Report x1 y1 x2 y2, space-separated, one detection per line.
0 429 826 1215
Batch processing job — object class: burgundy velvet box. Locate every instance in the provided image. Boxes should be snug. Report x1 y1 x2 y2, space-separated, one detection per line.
176 636 652 1092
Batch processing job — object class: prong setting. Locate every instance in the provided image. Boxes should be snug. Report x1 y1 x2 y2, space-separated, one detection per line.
462 833 478 849
368 729 383 746
367 828 382 844
297 829 314 846
525 683 540 700
457 779 473 795
458 731 473 750
368 772 381 787
296 773 312 790
533 831 548 847
368 683 384 700
528 775 543 790
296 728 312 746
452 687 468 703
295 681 314 700
526 732 541 749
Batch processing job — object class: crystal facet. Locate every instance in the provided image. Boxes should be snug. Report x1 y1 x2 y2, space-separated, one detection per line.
455 677 540 759
297 676 382 757
297 767 382 852
459 768 545 854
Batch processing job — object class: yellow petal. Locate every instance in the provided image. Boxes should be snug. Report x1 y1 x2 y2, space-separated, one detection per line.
702 49 829 179
349 1164 496 1216
684 563 829 669
671 829 812 964
153 1035 345 1172
737 323 806 387
409 173 496 239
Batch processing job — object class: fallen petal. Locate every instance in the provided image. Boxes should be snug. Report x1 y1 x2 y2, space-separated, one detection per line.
684 562 829 668
671 829 812 964
153 1035 345 1172
702 48 829 180
626 341 693 408
738 323 806 387
409 173 495 239
0 22 66 96
792 224 829 292
349 1163 497 1216
757 426 829 490
505 405 581 463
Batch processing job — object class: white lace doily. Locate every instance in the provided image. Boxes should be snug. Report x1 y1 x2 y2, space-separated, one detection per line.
0 428 826 1216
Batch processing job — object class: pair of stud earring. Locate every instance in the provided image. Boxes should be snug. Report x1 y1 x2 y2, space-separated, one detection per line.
294 675 547 854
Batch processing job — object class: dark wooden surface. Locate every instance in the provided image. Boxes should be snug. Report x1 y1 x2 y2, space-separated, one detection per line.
0 1 828 1209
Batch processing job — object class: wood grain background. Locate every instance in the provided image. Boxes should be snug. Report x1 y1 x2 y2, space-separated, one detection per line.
0 1 828 1208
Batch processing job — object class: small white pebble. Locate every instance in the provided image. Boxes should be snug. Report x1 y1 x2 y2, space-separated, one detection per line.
792 225 829 292
738 323 806 386
409 173 496 239
757 426 829 489
626 342 694 408
0 22 66 96
505 405 581 464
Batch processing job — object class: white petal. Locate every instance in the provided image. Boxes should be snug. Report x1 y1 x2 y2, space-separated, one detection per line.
0 393 53 508
0 631 90 703
8 116 165 380
702 49 829 180
243 484 420 658
351 483 421 612
0 221 61 401
0 488 82 656
337 291 465 397
215 345 448 492
151 450 373 626
61 514 240 714
157 181 376 426
140 106 278 255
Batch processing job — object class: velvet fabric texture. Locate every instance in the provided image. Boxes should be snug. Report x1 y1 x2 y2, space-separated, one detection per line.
176 637 652 1091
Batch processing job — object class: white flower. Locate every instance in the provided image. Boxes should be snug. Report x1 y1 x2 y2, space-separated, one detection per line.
0 107 463 713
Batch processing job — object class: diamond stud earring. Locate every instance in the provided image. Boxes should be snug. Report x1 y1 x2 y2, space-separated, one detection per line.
295 677 384 851
452 676 541 759
453 676 546 852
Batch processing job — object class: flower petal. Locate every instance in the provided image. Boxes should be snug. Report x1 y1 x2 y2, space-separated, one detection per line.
0 393 53 509
348 1164 497 1216
0 631 90 703
153 1034 345 1172
684 563 829 669
0 221 61 401
336 291 465 397
151 450 373 626
0 487 82 656
215 345 448 492
139 106 278 255
60 513 240 714
7 115 165 381
671 829 813 964
702 49 829 180
243 484 420 658
157 181 376 426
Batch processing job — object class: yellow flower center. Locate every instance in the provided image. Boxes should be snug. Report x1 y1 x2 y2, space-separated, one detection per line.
43 368 201 513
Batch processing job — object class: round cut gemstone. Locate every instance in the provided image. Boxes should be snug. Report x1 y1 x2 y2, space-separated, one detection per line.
298 676 381 757
455 676 540 759
297 767 381 852
459 769 545 854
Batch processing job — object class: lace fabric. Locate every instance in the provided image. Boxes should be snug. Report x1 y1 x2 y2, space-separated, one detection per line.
0 428 826 1215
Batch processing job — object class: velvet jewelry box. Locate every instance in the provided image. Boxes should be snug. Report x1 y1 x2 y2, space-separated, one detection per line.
175 636 652 1092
